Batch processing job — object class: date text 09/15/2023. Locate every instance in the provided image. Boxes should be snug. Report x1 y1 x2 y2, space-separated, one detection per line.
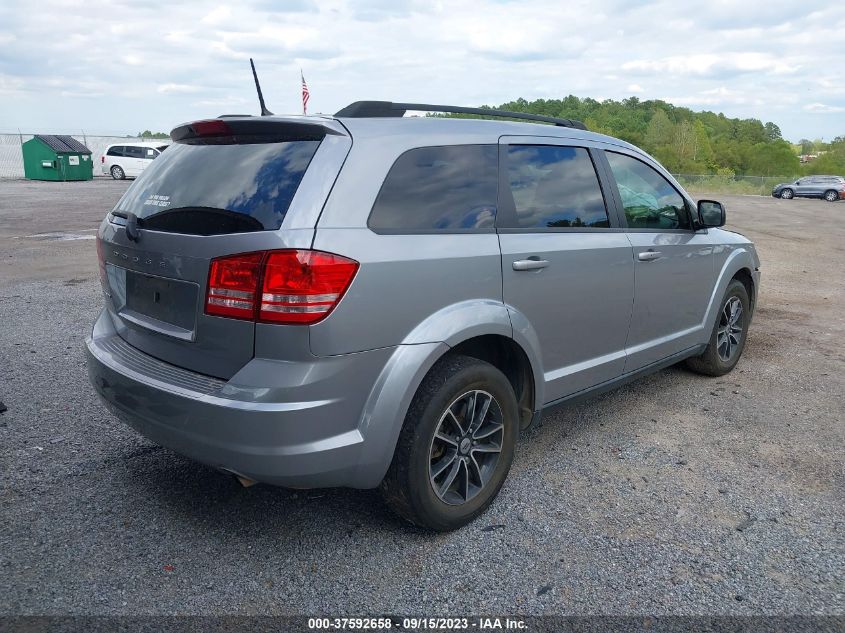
307 617 528 630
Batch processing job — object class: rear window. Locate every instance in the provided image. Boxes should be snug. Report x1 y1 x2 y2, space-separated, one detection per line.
113 140 320 234
503 145 609 229
107 146 124 156
368 145 498 231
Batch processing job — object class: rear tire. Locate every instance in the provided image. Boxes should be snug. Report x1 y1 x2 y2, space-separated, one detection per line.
686 279 750 377
780 188 793 199
380 355 519 531
823 190 839 202
110 165 125 180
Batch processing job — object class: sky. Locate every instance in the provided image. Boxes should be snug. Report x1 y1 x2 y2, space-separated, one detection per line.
0 0 843 141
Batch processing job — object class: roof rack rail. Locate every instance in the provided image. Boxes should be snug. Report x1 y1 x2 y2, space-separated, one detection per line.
334 101 587 130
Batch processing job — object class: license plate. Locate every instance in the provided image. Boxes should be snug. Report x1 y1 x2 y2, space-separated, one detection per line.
108 265 199 338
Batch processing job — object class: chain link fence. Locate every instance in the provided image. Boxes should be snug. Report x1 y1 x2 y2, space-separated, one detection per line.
0 133 153 179
672 174 795 196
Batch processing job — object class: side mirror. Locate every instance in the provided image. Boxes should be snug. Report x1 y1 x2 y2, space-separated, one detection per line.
795 180 802 185
697 200 726 228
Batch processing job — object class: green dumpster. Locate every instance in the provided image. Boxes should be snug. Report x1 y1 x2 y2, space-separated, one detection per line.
22 135 94 181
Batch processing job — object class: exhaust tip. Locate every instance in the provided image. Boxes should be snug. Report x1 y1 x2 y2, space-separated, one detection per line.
219 467 258 488
236 475 258 488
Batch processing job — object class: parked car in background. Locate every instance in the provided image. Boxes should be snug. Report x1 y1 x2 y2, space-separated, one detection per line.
772 175 845 201
87 102 760 531
101 142 169 180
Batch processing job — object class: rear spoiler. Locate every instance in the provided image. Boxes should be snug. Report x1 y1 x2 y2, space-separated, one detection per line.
170 117 344 143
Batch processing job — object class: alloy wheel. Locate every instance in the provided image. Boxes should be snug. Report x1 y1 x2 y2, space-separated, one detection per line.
428 390 504 505
717 296 744 362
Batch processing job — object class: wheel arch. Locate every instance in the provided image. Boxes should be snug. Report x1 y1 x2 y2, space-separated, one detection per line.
702 247 759 337
448 334 536 431
732 267 756 313
352 301 542 488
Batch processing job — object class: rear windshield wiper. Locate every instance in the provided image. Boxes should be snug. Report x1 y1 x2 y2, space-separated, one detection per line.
110 210 142 241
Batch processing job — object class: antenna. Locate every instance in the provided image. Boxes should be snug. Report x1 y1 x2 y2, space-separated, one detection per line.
249 58 274 116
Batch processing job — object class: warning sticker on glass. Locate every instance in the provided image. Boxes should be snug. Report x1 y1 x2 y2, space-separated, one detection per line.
143 194 171 208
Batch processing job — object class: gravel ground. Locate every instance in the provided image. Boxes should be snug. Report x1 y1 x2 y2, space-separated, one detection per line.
1 180 843 615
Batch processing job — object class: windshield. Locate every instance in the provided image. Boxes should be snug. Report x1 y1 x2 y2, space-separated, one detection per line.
113 140 320 234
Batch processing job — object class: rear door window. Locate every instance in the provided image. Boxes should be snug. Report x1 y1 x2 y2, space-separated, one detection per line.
501 145 609 229
368 145 498 231
113 140 321 234
125 146 145 159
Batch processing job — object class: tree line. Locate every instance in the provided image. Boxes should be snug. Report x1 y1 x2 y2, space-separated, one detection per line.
455 97 845 178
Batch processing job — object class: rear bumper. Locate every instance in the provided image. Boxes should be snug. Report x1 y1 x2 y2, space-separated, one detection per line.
85 309 395 488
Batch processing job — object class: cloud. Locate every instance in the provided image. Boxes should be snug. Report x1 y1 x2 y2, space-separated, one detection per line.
804 103 845 114
0 0 842 140
622 53 800 78
201 6 232 25
157 83 202 94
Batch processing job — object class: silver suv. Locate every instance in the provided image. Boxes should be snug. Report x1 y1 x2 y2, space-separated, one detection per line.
86 102 760 530
772 175 845 201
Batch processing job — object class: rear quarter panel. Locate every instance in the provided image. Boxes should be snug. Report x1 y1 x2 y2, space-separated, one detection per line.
310 124 508 357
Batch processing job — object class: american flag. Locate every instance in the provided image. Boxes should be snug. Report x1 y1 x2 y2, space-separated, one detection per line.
301 70 309 115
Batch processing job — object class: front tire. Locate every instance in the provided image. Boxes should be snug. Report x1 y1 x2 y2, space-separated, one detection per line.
780 188 794 199
380 355 519 531
110 165 125 180
686 279 750 377
823 190 839 202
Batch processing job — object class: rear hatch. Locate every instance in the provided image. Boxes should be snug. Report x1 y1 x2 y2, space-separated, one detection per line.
97 116 351 379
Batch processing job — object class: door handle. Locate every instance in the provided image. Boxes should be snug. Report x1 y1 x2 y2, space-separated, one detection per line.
513 258 550 271
637 250 662 262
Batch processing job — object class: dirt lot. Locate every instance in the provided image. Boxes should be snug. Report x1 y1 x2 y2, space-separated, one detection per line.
1 179 843 615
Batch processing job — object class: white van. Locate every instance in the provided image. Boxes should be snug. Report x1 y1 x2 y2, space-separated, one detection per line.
101 142 169 179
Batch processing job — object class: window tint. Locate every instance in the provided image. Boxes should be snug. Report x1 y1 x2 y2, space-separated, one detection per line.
107 146 124 157
113 140 320 234
126 146 146 158
369 145 498 231
605 152 691 230
504 145 609 228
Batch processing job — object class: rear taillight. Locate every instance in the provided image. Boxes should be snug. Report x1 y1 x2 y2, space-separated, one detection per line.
101 156 104 164
206 252 264 320
260 251 359 324
205 250 358 325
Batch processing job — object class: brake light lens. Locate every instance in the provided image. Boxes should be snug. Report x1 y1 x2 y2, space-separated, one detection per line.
101 156 105 164
204 250 358 324
191 119 232 137
206 252 264 320
260 251 359 324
